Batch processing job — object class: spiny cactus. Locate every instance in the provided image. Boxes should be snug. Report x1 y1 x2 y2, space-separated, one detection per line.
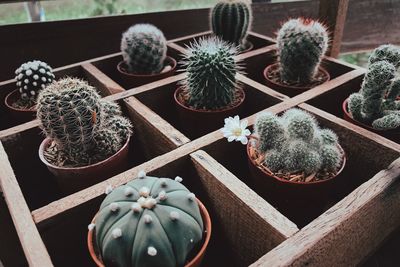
277 18 329 84
180 37 242 110
14 60 55 106
121 23 167 74
210 0 252 49
92 175 204 267
37 77 132 166
368 44 400 68
255 112 285 152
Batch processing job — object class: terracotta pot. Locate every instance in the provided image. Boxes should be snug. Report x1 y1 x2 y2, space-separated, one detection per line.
88 198 212 267
38 136 130 193
174 86 245 139
263 63 330 97
4 89 36 123
342 98 399 142
117 56 177 88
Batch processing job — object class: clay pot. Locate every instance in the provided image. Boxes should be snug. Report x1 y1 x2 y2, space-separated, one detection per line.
263 63 330 97
4 89 36 123
174 87 245 139
38 137 130 193
116 56 177 88
342 98 399 142
88 198 212 267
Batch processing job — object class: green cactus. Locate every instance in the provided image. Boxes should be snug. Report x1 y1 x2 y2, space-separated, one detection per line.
285 109 317 142
121 23 167 74
180 37 242 110
368 44 400 68
276 18 329 84
283 141 322 175
210 0 252 49
37 77 132 166
255 112 286 152
93 175 204 267
320 145 342 172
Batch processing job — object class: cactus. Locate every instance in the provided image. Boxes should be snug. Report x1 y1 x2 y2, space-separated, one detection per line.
92 175 204 267
37 77 132 166
210 0 252 49
121 24 167 74
255 112 286 152
368 44 400 68
14 60 55 105
180 37 242 110
283 141 322 175
276 18 329 84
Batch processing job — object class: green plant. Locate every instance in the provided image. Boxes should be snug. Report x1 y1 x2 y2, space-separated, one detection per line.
121 23 167 74
37 77 132 166
91 0 125 16
276 18 329 84
210 0 252 49
180 37 242 110
92 175 204 267
368 44 400 68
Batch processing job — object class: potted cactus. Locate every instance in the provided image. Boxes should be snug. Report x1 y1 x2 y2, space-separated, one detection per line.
5 60 55 121
343 44 400 142
37 77 133 193
118 23 177 87
174 37 245 138
87 174 211 267
263 18 330 96
210 0 253 52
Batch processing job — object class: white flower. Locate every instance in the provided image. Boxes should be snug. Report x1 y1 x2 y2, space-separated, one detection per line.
221 115 251 145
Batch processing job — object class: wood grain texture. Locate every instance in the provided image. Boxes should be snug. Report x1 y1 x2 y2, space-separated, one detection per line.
81 62 125 95
250 157 400 267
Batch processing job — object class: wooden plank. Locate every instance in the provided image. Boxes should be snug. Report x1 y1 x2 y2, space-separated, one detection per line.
81 62 125 95
237 73 289 101
190 150 298 266
0 142 53 267
250 157 400 267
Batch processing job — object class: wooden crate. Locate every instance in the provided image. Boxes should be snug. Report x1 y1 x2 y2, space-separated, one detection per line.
0 30 399 267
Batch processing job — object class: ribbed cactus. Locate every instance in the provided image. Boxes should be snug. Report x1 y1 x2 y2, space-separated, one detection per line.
347 45 400 130
255 108 342 175
37 77 132 166
180 37 242 110
210 0 252 49
92 175 204 267
277 18 329 84
14 60 55 105
121 24 167 74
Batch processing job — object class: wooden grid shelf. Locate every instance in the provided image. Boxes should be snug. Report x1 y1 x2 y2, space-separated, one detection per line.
0 28 399 267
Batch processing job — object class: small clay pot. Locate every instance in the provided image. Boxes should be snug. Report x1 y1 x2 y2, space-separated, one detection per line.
88 198 212 267
342 98 399 142
117 56 177 88
263 63 330 97
174 87 245 139
4 89 36 123
38 136 130 194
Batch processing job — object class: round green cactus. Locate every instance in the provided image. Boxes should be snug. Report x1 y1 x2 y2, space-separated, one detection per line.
93 175 204 267
320 145 342 172
264 149 284 173
283 141 322 175
285 109 317 142
319 128 338 145
121 24 167 74
255 112 286 153
368 44 400 68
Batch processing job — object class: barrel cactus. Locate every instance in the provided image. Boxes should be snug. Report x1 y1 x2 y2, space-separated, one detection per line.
121 23 167 74
210 0 252 49
180 37 242 110
347 45 400 130
37 77 132 166
91 175 204 267
276 18 329 84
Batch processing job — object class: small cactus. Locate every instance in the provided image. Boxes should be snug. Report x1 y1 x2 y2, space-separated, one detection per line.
180 37 242 110
368 44 400 68
210 0 252 49
276 18 329 84
121 24 167 74
92 175 204 267
255 112 286 152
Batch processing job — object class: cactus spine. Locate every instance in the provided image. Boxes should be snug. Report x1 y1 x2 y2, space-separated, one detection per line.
121 24 167 74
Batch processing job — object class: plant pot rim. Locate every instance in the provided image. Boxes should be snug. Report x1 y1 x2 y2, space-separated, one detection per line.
263 63 330 91
246 140 346 185
174 86 245 114
87 198 212 267
117 56 177 78
240 39 254 53
38 135 131 171
4 89 37 113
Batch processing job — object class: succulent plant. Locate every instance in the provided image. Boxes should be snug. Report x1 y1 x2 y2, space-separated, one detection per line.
121 23 167 74
14 60 55 105
276 18 329 84
255 112 285 152
210 0 252 49
92 175 204 267
180 37 242 110
37 77 132 166
347 46 400 130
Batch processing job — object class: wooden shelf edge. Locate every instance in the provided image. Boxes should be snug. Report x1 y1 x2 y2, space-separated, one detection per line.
237 73 289 101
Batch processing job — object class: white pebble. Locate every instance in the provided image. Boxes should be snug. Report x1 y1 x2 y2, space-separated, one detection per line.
88 223 95 231
144 214 153 224
109 202 119 212
112 228 122 238
124 187 134 197
138 170 146 179
147 246 157 256
170 211 180 221
174 176 183 183
105 185 113 195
